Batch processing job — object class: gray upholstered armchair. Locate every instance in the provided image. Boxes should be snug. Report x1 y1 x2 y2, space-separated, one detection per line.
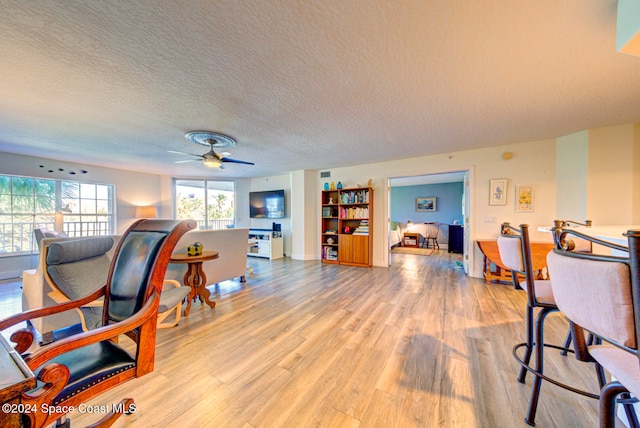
42 236 190 334
45 236 114 332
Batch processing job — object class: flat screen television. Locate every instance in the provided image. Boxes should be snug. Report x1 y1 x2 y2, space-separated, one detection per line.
249 189 285 219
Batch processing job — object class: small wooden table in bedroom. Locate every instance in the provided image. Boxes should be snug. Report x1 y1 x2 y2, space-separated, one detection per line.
169 250 219 316
403 232 420 248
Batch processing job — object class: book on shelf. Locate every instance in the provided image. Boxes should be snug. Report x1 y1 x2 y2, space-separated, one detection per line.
340 189 369 204
339 206 369 219
352 219 370 235
323 246 338 260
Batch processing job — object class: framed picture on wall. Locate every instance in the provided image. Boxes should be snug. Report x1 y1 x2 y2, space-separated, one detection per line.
515 185 535 212
416 197 436 212
489 179 507 205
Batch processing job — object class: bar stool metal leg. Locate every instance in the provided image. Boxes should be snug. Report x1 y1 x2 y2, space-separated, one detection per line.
525 307 554 426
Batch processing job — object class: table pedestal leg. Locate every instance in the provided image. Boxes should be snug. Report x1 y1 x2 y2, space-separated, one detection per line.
183 266 195 316
194 261 216 309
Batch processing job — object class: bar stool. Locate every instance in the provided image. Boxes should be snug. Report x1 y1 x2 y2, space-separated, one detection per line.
547 227 640 428
498 222 602 426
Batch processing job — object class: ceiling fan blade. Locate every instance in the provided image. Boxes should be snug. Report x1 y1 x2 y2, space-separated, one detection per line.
221 157 255 165
168 150 202 157
175 159 200 163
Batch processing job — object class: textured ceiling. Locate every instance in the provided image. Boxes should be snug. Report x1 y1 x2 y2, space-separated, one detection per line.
0 0 639 179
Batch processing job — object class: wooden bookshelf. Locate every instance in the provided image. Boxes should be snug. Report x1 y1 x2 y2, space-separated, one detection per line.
321 187 373 267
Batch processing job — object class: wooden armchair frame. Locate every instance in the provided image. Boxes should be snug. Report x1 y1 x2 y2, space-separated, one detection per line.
0 219 195 428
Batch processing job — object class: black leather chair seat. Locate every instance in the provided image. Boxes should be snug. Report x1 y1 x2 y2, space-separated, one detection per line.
33 341 135 405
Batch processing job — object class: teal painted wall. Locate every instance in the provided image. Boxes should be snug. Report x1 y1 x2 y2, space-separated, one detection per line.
391 182 464 226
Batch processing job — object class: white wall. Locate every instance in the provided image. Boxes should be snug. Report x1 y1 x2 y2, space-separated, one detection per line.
556 131 589 220
234 178 251 228
248 174 291 257
588 125 637 224
290 170 319 260
635 124 640 223
554 124 640 226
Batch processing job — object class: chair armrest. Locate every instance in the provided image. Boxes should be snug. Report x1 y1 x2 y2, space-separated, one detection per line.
163 279 182 289
25 291 160 369
47 290 104 307
0 286 106 331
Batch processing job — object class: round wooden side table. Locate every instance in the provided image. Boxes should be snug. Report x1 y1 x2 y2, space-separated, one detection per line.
169 250 219 316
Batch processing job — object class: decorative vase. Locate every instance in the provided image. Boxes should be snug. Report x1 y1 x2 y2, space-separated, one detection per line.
330 182 336 190
337 181 343 189
324 182 329 190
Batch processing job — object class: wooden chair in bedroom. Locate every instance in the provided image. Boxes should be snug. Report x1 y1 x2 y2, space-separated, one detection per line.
422 222 440 250
0 218 195 428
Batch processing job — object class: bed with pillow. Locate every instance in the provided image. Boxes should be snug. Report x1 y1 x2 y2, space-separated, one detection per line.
389 221 408 248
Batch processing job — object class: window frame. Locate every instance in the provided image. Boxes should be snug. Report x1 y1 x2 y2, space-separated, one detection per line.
0 174 115 256
173 179 235 230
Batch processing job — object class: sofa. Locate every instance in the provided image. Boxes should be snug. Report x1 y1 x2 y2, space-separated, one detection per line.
165 228 250 287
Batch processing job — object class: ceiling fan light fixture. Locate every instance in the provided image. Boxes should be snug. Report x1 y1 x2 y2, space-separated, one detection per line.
203 156 222 168
172 130 253 168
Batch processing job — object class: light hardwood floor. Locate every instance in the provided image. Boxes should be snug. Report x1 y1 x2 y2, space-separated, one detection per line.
0 251 613 427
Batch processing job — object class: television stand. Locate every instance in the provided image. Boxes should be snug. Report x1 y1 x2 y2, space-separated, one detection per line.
248 229 283 259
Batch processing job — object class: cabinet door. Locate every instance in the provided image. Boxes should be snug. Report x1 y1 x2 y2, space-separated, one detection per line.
258 240 270 255
448 225 464 253
338 234 353 263
339 234 369 266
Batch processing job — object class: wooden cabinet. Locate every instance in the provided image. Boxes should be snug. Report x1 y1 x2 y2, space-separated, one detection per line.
321 187 373 267
403 232 420 248
339 234 370 266
448 224 464 253
248 229 283 259
321 190 340 263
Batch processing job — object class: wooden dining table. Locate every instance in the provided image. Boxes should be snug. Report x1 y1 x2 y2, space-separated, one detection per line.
169 250 219 316
476 240 554 285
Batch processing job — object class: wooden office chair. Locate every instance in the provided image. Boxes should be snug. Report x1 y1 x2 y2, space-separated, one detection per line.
422 222 439 249
547 227 640 428
0 218 195 428
497 222 600 426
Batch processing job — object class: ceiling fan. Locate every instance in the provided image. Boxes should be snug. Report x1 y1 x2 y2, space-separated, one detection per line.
169 131 255 168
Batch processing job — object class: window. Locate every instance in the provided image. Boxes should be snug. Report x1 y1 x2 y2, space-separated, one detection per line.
0 175 114 255
174 179 234 230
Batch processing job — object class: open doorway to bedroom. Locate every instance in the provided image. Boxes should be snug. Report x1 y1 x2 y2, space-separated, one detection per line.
386 170 472 274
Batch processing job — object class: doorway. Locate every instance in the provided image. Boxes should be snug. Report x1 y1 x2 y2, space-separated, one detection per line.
385 169 473 274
